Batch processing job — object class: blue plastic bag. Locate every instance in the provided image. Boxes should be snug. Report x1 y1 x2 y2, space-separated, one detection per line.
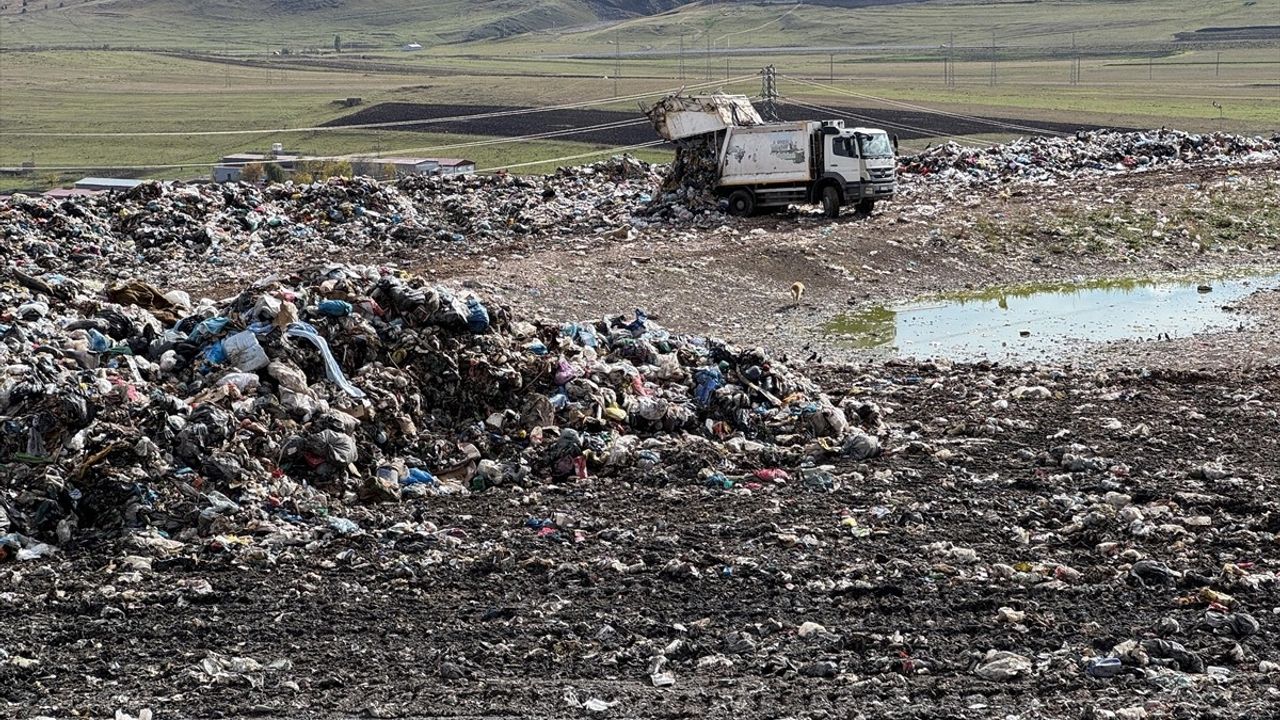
626 309 648 337
402 468 437 486
317 299 352 317
562 322 598 348
466 296 490 333
188 316 229 344
203 341 227 364
694 366 723 405
86 328 111 353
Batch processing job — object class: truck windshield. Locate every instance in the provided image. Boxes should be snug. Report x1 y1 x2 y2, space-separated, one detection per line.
857 133 894 158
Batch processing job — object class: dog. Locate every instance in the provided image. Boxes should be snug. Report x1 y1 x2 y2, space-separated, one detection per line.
790 281 805 306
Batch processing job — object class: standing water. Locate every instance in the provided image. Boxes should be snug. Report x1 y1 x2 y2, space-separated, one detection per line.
825 272 1280 362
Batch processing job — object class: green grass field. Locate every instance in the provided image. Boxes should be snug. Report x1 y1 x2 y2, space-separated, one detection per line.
1 1 1278 191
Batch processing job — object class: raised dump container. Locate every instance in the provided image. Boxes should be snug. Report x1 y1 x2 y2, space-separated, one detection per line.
644 94 763 141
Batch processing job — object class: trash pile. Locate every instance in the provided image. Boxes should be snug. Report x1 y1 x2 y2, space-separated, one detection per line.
643 135 725 218
0 260 882 555
5 128 1272 284
898 129 1280 189
0 156 670 288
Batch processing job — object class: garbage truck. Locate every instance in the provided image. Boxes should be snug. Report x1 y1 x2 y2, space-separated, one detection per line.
645 94 897 217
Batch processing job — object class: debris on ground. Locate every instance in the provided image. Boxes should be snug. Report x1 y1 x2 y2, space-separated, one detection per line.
4 130 1280 719
897 129 1279 190
0 260 878 547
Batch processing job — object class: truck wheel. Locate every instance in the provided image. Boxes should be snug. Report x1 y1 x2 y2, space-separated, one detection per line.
856 199 875 216
727 189 756 217
821 186 841 218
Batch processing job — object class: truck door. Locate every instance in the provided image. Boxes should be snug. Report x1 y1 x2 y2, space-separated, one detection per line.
826 136 860 180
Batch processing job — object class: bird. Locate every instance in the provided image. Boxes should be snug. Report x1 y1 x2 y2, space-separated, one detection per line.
790 281 805 306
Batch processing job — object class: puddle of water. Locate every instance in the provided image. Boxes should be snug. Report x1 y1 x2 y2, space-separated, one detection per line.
825 272 1280 361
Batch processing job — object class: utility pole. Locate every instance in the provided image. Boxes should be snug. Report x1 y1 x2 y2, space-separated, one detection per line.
989 30 997 87
829 53 834 83
1070 32 1079 86
701 16 718 82
725 37 730 80
1149 56 1153 81
760 65 779 121
706 33 712 80
945 32 955 88
614 30 620 98
1215 51 1221 77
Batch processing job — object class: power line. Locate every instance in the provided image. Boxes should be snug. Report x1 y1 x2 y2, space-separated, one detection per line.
782 74 1060 136
3 76 756 138
1 117 658 172
787 74 1054 135
781 97 995 146
343 118 651 161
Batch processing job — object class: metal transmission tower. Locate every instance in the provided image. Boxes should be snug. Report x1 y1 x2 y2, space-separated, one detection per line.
760 65 780 121
1070 33 1081 86
679 34 686 81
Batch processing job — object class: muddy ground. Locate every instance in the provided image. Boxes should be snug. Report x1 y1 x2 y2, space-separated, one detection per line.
433 161 1280 368
5 362 1279 719
5 163 1280 719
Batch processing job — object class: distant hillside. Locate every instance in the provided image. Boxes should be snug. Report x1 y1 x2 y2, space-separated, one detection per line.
2 0 1275 50
0 0 701 47
0 0 948 49
0 0 702 48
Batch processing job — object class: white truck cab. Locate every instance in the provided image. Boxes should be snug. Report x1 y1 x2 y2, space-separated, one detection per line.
819 122 897 215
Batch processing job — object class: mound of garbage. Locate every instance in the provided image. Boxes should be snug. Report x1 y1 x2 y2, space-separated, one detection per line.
0 260 881 557
898 129 1280 188
643 135 725 217
0 155 675 287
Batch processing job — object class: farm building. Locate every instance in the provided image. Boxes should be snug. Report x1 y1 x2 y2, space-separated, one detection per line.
436 158 476 175
352 156 440 178
213 151 302 183
351 156 475 179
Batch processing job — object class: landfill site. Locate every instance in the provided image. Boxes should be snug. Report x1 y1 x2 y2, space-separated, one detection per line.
5 91 1280 720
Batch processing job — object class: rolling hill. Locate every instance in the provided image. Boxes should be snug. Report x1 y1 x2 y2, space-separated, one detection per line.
0 0 947 49
2 0 1276 52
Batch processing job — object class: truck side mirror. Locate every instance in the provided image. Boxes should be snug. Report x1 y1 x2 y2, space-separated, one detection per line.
892 134 899 151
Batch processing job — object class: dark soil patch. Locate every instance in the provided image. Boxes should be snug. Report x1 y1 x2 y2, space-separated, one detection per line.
323 101 1122 143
